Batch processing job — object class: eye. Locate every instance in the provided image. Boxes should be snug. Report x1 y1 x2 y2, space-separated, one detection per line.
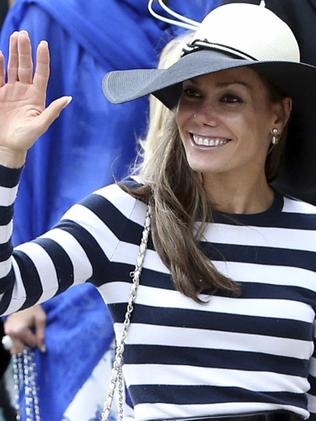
182 86 201 98
220 94 242 104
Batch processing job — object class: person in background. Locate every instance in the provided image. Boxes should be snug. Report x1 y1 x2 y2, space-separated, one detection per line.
1 1 219 420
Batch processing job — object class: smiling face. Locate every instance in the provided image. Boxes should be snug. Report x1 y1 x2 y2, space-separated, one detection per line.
175 67 291 184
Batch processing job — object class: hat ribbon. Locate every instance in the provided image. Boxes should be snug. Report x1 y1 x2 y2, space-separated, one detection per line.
147 0 201 30
182 39 258 61
148 0 266 31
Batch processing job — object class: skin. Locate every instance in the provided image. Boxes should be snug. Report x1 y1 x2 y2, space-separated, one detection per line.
0 33 292 350
175 68 292 214
0 30 71 168
4 305 47 354
0 31 71 352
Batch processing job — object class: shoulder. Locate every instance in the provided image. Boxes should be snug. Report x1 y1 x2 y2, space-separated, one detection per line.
282 195 316 216
62 177 147 228
277 194 316 233
95 178 145 217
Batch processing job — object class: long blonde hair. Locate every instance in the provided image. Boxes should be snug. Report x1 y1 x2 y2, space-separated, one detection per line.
139 33 193 182
122 35 287 302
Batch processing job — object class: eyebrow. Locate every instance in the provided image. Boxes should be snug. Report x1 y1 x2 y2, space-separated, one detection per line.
217 80 251 90
187 79 251 90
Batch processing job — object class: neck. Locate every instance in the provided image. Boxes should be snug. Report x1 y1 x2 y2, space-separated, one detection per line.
202 171 274 214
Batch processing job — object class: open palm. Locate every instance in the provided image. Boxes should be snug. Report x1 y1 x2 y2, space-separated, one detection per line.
0 31 71 160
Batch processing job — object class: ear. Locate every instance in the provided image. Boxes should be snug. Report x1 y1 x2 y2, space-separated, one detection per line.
271 97 292 130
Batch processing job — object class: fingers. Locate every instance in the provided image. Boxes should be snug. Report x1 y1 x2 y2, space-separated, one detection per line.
1 335 24 354
8 31 33 84
4 306 40 353
0 51 5 87
3 305 48 354
17 30 33 84
33 40 49 92
7 31 18 83
34 311 47 352
7 31 43 85
10 338 26 355
4 328 38 355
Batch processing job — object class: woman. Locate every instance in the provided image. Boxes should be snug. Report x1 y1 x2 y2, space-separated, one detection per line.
0 2 316 421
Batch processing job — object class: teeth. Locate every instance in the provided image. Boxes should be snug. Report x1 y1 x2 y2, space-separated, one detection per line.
192 134 229 147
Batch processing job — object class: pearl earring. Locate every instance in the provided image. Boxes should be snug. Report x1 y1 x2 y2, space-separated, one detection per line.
271 128 280 145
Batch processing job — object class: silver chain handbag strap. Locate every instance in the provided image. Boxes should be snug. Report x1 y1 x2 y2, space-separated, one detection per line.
101 204 151 421
12 348 41 421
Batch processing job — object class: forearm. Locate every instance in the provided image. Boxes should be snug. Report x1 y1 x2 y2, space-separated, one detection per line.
0 164 23 315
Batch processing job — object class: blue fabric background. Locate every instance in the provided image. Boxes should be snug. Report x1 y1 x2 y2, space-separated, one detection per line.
0 0 219 419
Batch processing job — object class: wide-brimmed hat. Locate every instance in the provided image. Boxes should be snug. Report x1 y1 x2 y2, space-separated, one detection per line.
103 3 316 204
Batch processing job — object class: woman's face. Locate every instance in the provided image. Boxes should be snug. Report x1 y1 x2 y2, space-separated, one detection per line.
175 67 291 181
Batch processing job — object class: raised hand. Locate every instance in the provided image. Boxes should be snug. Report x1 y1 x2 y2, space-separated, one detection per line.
0 31 72 167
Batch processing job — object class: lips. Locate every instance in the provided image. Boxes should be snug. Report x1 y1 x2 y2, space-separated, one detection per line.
191 133 231 147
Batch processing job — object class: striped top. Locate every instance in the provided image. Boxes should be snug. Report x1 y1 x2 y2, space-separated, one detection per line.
1 165 316 421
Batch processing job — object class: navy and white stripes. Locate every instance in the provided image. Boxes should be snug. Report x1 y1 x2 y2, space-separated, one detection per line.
1 166 316 420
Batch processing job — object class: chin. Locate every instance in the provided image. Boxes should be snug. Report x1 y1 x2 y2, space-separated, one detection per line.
186 159 224 174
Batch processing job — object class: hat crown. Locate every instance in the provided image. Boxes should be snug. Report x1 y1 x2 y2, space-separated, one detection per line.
193 3 300 62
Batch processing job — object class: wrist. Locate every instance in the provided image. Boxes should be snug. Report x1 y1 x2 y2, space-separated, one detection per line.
0 146 26 168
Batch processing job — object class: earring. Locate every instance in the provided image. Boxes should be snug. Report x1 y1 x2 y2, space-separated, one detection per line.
271 128 280 145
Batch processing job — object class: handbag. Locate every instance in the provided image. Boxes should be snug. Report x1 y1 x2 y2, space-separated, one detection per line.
101 205 151 421
5 205 151 421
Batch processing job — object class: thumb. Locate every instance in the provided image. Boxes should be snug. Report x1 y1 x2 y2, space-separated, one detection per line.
35 315 47 353
35 96 72 135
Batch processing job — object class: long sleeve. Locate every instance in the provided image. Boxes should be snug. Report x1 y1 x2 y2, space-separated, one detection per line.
0 165 23 313
0 166 139 316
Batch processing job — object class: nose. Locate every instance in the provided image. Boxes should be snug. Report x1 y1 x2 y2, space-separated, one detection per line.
193 102 218 127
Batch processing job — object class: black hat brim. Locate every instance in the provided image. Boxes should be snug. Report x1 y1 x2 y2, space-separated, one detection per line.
103 49 316 203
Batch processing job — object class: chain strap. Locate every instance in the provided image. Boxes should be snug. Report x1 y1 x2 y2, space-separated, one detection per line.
6 204 151 421
101 205 151 421
12 352 22 420
12 348 41 421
